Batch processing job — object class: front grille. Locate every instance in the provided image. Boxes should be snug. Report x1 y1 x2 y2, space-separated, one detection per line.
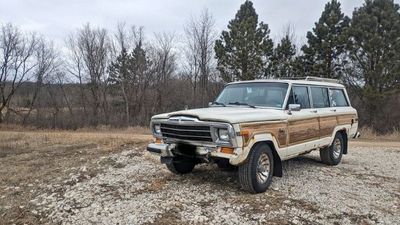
160 123 212 142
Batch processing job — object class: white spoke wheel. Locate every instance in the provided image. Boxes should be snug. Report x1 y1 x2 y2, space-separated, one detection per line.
332 138 342 159
238 143 274 193
256 154 270 183
320 132 345 165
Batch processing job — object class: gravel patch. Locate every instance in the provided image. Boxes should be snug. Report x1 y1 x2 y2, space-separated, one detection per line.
32 145 400 224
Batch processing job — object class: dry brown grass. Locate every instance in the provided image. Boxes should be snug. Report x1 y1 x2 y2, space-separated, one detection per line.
358 127 400 141
0 124 151 134
0 128 152 225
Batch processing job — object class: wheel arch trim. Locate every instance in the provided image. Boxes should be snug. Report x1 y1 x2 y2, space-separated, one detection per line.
230 134 283 177
229 132 283 165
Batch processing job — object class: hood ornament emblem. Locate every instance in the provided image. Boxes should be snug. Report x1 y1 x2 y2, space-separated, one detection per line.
169 116 198 123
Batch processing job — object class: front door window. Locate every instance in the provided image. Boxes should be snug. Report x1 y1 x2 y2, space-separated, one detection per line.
286 86 311 109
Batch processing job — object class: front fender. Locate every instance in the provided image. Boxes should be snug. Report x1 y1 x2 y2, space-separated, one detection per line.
229 133 284 165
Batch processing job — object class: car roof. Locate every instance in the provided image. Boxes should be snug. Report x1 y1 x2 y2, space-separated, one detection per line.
227 79 345 88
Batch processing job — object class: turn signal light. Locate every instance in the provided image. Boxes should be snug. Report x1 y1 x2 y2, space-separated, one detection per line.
240 130 251 144
155 138 162 144
220 147 234 154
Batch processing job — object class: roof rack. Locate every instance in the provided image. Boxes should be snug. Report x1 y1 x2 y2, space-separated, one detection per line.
304 76 339 83
275 76 339 84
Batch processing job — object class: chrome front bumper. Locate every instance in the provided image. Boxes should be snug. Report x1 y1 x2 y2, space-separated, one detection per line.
147 142 240 164
147 143 175 157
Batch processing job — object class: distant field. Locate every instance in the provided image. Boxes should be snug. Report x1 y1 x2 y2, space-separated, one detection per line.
0 128 399 224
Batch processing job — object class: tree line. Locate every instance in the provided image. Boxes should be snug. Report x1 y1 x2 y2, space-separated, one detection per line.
0 0 399 133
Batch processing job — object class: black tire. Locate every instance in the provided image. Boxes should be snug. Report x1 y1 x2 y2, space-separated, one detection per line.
320 132 345 165
166 159 195 174
238 143 274 193
216 159 236 171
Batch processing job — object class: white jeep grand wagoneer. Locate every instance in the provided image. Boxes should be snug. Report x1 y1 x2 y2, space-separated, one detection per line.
147 77 360 193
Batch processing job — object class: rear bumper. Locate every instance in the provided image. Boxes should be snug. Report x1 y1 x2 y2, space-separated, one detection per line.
352 131 361 139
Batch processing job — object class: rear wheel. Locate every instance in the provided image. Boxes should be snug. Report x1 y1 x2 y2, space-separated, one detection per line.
238 143 274 193
166 159 195 174
320 132 344 165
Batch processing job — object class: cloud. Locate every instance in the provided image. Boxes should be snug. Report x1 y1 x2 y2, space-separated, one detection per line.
0 0 366 47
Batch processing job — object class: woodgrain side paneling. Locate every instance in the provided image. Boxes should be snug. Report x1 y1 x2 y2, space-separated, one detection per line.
239 113 357 149
319 114 357 138
240 122 287 148
337 114 356 125
319 116 338 137
288 118 319 145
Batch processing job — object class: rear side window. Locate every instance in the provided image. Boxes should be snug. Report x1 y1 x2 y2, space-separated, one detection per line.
330 89 349 107
287 86 311 109
311 87 330 108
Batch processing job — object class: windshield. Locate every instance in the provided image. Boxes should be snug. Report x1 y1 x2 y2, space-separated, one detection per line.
215 82 289 108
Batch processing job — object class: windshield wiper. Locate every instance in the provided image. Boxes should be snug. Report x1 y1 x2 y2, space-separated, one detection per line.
228 102 256 108
211 101 226 107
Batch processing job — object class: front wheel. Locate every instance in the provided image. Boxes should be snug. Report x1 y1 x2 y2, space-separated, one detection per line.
238 144 274 193
320 132 344 165
166 159 195 174
216 158 236 171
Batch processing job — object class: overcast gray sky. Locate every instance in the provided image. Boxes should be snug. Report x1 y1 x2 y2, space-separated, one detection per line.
0 0 391 47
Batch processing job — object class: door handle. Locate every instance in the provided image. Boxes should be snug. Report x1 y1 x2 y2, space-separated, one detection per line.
330 109 337 112
310 109 317 113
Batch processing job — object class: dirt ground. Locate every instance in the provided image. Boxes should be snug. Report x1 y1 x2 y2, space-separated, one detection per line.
0 129 399 225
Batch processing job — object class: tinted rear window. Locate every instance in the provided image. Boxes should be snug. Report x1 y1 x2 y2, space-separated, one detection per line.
330 89 349 107
311 87 330 108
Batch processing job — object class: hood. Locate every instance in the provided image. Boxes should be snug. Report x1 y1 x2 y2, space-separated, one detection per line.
151 106 287 123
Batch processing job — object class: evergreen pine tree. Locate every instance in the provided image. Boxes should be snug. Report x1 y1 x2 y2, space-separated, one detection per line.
301 0 350 78
131 40 149 85
109 47 132 85
108 40 150 124
270 35 297 78
214 0 273 82
346 0 400 130
109 48 134 124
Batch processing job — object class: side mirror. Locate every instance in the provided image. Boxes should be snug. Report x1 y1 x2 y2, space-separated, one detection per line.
208 102 213 107
288 104 301 115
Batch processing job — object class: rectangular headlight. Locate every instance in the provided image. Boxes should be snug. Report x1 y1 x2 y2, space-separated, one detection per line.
218 128 230 141
153 124 161 135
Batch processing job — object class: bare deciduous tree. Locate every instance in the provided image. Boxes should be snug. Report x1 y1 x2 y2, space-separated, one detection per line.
151 32 176 113
0 23 38 122
68 24 112 125
184 9 216 107
66 34 88 117
23 38 58 124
